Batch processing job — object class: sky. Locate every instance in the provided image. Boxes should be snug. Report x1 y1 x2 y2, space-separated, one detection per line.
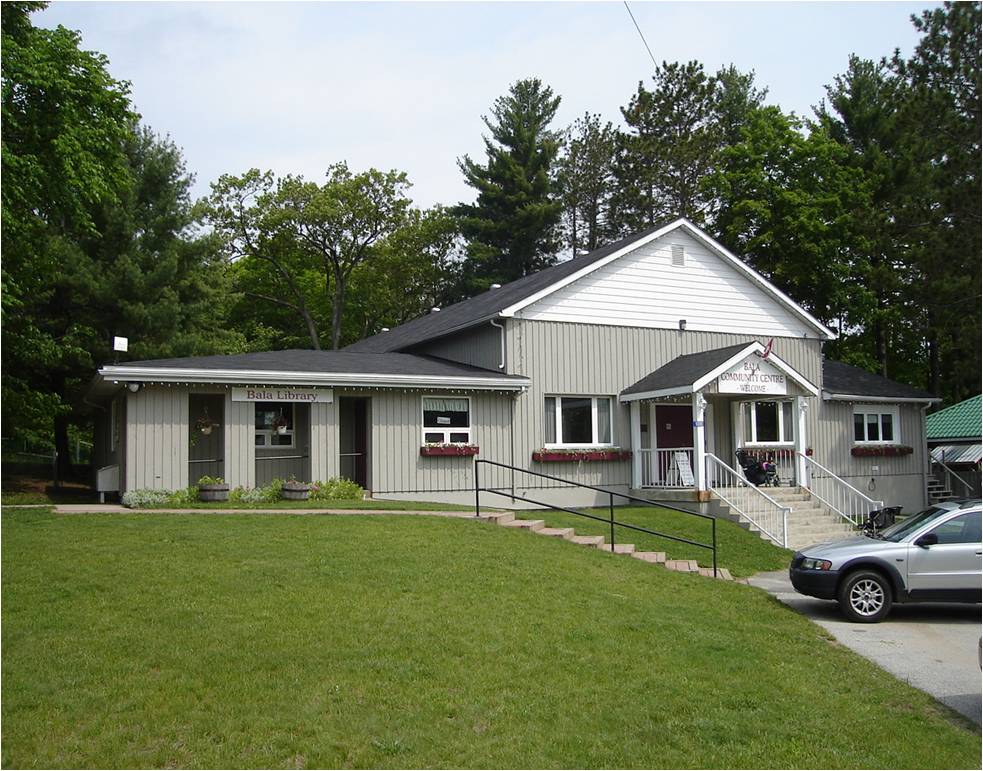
37 1 937 209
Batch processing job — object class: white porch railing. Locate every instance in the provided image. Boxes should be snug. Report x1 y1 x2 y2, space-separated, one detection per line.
638 447 695 488
799 453 882 528
706 453 790 548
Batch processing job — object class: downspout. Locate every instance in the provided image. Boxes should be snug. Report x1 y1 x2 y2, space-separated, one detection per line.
489 319 506 370
920 402 931 508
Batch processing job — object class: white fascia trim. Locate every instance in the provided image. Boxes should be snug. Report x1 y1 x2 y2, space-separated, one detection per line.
98 366 530 392
620 386 692 403
692 343 820 397
823 392 941 404
499 219 685 318
499 218 837 341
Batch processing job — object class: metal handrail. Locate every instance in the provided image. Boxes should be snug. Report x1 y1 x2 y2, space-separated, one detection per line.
798 452 882 527
474 458 717 576
932 457 974 497
705 453 790 548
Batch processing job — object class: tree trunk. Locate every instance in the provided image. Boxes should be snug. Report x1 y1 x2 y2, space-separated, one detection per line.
331 271 346 350
53 412 72 482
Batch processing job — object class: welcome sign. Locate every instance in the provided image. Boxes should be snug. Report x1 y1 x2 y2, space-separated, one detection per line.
718 358 787 395
232 387 333 403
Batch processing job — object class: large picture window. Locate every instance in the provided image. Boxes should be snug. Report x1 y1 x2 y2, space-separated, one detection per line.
422 397 471 444
545 395 613 447
255 403 294 447
743 400 793 445
853 405 899 444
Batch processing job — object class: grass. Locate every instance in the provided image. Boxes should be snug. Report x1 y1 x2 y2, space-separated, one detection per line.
133 498 475 511
518 505 791 577
2 506 978 769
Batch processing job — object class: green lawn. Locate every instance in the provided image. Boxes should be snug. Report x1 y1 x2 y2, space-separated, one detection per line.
518 505 791 577
2 507 977 769
133 498 473 511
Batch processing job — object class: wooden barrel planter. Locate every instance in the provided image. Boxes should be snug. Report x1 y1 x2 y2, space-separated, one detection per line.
282 481 311 501
198 483 230 502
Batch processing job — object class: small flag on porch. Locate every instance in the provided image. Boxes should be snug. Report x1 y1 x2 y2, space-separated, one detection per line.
761 338 774 360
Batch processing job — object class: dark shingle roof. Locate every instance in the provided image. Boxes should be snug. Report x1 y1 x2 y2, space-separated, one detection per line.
926 395 982 440
621 343 752 396
114 350 526 380
344 224 665 353
821 360 936 400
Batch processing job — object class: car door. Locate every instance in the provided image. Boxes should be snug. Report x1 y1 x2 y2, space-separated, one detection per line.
906 510 982 600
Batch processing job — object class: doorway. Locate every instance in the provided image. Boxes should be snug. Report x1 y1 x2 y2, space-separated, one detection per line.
189 394 224 483
339 397 369 489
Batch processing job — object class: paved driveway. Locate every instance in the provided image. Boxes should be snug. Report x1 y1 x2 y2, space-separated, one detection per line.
749 570 982 727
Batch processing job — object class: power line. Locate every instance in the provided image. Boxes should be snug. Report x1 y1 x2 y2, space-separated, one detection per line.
623 1 658 72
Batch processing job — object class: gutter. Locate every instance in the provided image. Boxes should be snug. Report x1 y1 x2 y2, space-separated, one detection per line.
97 365 529 392
822 392 941 404
489 319 506 369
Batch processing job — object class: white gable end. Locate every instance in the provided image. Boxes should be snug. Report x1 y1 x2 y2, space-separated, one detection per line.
515 230 818 339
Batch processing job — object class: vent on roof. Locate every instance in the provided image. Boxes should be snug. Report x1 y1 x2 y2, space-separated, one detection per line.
670 244 685 267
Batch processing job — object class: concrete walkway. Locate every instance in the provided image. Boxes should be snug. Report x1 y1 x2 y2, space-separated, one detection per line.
47 504 477 518
749 570 982 727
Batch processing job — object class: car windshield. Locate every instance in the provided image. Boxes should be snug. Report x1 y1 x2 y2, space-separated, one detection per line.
878 504 958 542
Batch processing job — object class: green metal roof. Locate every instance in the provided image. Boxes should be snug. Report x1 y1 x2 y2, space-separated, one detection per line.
926 395 982 441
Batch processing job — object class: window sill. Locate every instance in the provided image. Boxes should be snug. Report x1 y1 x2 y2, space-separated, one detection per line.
420 445 479 457
851 445 913 458
533 449 631 462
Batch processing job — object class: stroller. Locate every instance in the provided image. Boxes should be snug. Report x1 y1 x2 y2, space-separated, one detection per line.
862 506 901 537
736 449 780 487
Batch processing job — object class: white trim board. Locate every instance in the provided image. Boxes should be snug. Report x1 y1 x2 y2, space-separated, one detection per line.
499 219 836 341
822 392 940 404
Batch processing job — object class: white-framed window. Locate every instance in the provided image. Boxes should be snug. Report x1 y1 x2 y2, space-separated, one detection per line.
422 396 471 444
743 400 794 445
255 402 294 447
544 395 613 447
853 405 899 444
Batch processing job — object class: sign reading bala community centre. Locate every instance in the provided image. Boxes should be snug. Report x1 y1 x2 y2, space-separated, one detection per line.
232 387 333 403
717 358 787 395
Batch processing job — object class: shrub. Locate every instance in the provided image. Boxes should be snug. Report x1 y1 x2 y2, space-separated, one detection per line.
229 479 283 504
121 489 171 508
167 486 199 506
310 478 364 501
197 475 226 486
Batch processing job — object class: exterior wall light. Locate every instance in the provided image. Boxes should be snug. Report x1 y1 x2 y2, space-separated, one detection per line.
127 382 142 393
679 319 687 331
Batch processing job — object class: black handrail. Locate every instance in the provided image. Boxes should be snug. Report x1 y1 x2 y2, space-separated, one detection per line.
474 458 716 577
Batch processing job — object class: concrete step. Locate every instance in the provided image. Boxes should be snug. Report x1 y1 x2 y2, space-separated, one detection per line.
665 559 700 573
597 543 635 554
502 519 545 531
698 567 734 581
478 512 514 525
569 534 606 547
535 527 575 540
631 551 667 564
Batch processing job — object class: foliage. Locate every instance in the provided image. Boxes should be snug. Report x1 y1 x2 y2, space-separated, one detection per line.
229 479 284 504
3 508 978 768
555 112 617 256
120 489 171 508
456 78 563 293
309 478 364 501
196 476 226 486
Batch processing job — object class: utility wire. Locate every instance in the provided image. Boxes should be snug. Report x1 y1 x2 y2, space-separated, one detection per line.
623 1 658 72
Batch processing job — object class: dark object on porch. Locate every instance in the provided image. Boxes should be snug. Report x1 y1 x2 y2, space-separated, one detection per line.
735 449 780 487
862 506 902 535
282 480 312 501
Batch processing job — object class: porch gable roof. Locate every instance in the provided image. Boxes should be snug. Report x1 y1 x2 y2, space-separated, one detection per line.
619 342 818 402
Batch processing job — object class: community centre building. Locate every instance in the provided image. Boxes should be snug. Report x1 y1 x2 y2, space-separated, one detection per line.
89 219 939 547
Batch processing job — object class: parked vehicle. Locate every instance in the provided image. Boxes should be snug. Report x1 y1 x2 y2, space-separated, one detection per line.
790 500 982 622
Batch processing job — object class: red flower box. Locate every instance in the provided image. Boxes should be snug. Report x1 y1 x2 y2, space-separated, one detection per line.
851 445 914 458
420 445 479 457
532 450 632 462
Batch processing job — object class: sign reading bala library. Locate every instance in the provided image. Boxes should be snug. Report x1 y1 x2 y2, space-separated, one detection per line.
717 358 787 395
232 387 333 403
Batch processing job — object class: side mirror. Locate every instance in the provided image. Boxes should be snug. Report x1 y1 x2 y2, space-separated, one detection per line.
915 532 938 548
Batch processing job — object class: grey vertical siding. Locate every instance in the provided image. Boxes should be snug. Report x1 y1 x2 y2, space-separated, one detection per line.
503 319 823 491
310 400 340 481
124 386 188 490
813 400 928 511
413 323 504 371
224 394 255 489
368 389 514 494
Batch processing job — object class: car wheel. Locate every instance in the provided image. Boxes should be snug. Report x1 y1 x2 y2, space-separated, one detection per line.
838 570 892 623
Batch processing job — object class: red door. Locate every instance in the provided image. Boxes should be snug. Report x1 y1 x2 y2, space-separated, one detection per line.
655 405 693 449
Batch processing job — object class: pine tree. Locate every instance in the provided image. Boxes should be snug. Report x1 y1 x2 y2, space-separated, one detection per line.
555 113 617 256
456 79 562 291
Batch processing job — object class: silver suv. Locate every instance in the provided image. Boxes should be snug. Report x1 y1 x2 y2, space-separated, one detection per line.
790 500 982 622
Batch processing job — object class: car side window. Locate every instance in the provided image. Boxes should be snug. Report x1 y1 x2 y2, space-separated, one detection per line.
928 511 981 544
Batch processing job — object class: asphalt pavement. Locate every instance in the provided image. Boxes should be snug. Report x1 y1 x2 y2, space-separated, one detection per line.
749 570 982 727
